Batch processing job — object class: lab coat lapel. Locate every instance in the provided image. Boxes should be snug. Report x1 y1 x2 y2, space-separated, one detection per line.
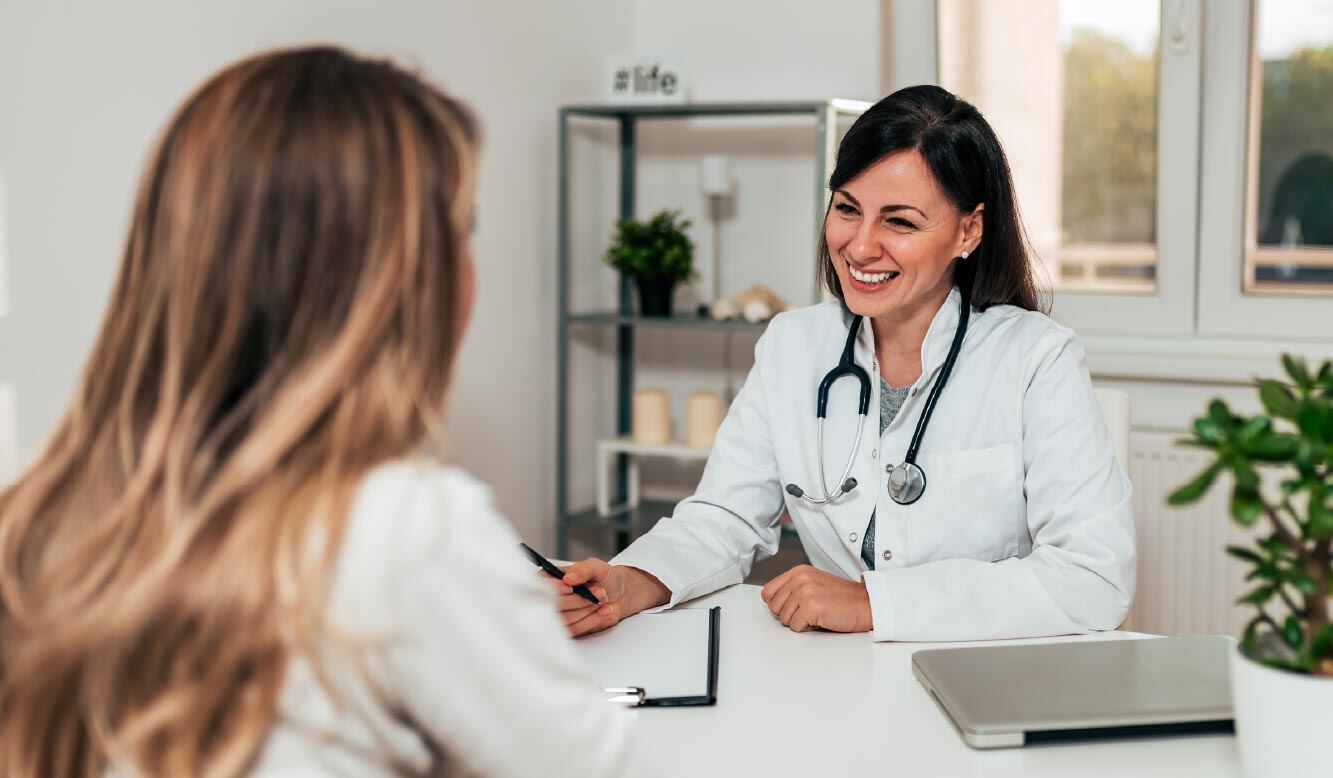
917 286 963 389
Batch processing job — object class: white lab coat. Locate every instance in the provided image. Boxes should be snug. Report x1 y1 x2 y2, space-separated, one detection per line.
612 286 1136 642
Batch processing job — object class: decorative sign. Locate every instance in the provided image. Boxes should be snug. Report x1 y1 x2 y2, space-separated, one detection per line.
605 58 686 104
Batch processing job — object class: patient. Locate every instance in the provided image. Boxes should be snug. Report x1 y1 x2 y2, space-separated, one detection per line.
0 47 644 777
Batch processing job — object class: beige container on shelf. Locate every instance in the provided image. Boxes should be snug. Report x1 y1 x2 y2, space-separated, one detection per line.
632 388 671 444
685 390 724 449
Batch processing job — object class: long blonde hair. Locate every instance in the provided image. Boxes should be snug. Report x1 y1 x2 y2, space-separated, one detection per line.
0 47 477 776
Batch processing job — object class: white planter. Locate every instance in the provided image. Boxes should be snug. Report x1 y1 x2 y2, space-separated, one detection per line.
1230 643 1333 778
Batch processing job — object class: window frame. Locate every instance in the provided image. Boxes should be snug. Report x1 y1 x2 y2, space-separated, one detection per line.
1196 0 1333 337
1048 0 1202 337
928 0 1203 336
891 0 1333 375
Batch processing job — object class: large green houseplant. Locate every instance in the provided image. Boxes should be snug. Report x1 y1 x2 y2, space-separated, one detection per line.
603 209 695 317
1168 355 1332 777
1168 355 1332 673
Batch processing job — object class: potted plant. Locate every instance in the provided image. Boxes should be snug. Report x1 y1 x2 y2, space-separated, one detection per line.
1169 355 1332 778
603 209 695 317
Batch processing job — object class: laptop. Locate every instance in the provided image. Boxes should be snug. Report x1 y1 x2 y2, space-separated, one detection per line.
911 635 1235 749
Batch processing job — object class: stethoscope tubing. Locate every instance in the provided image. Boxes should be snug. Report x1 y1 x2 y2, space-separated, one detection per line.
902 293 971 467
805 413 866 505
786 287 971 507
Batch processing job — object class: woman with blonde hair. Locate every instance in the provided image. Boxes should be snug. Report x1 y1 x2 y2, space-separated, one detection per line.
0 47 643 777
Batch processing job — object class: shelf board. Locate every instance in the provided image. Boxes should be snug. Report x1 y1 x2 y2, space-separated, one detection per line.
563 500 802 548
597 437 711 460
565 500 676 531
565 311 768 333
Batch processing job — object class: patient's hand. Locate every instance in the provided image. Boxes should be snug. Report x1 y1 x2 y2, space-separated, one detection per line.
760 565 872 634
545 558 671 638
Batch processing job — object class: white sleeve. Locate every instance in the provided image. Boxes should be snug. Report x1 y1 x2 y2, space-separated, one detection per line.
862 331 1137 642
611 327 786 609
368 468 656 777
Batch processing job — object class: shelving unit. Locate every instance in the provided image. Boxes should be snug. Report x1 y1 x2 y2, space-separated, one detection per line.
594 437 709 517
555 100 867 558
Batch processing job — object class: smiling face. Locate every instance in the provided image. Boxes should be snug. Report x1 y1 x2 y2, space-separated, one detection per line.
825 149 983 321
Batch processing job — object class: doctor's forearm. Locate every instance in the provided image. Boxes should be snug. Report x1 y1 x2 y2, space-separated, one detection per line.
862 557 1127 642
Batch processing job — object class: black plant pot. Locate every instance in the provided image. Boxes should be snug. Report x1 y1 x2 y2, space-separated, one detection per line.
636 278 677 317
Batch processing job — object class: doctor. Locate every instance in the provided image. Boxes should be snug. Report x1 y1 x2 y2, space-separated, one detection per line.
554 85 1136 642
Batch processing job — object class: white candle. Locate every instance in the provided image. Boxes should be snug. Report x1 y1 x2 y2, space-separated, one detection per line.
632 388 671 444
685 390 724 449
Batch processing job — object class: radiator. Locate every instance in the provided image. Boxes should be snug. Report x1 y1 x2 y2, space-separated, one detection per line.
1126 431 1255 637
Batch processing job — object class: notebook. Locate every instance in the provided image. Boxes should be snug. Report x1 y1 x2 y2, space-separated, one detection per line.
572 606 720 707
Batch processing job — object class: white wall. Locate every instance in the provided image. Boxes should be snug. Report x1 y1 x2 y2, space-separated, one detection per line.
0 0 890 548
575 0 885 506
630 0 880 308
633 0 880 102
0 2 1294 637
0 0 634 545
939 0 1063 271
0 170 13 481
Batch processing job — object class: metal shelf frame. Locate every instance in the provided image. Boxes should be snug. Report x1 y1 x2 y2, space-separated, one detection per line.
554 100 867 558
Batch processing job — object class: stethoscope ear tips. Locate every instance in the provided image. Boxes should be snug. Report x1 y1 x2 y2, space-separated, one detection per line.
785 484 805 498
842 477 858 493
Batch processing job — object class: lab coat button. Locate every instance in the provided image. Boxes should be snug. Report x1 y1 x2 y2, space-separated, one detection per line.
871 449 878 459
848 532 858 544
884 463 892 474
883 549 893 562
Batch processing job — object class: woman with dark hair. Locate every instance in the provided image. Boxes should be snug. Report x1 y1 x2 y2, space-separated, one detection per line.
552 85 1135 642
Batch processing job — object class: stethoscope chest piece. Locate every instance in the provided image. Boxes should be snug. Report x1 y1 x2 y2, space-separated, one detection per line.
886 461 926 505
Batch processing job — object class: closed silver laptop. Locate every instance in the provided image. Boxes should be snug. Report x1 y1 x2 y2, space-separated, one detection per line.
911 635 1235 749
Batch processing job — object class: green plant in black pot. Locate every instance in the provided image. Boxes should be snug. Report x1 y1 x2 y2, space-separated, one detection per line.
603 209 695 317
1168 355 1333 676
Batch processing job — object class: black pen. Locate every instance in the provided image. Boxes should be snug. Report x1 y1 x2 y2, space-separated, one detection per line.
518 542 601 606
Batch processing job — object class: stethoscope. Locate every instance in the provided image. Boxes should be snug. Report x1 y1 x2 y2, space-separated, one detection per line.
785 288 971 506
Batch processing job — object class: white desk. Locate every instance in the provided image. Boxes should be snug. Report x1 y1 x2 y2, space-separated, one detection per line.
629 584 1240 777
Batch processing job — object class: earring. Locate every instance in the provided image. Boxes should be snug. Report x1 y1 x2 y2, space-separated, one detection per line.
960 250 970 259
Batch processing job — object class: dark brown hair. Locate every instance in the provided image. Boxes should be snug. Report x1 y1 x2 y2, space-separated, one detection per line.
819 85 1048 312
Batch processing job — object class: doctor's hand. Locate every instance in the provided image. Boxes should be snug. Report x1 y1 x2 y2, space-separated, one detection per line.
760 565 873 634
547 558 672 638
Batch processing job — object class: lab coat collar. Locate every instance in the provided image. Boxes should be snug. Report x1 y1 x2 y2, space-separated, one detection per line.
844 285 966 390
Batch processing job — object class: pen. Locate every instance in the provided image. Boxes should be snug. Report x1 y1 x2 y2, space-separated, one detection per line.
518 542 601 606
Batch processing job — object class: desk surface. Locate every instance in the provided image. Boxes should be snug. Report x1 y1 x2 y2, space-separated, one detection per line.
629 584 1239 777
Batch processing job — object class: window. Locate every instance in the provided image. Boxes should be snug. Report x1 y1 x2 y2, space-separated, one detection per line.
927 0 1333 342
936 0 1200 336
939 0 1162 294
1245 0 1333 294
1197 1 1333 337
1058 3 1161 293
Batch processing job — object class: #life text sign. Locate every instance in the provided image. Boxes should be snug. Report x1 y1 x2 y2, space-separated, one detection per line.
605 58 686 104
